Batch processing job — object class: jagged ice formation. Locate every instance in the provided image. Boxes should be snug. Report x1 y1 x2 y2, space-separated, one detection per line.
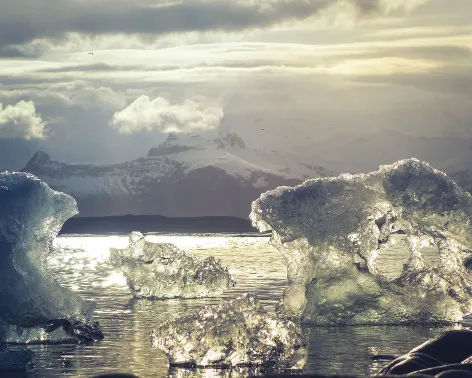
250 159 472 325
151 293 306 370
110 231 235 299
0 172 100 343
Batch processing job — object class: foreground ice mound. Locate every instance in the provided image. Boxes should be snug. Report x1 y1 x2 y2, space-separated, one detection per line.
110 231 235 299
151 293 306 370
0 172 100 343
250 159 472 325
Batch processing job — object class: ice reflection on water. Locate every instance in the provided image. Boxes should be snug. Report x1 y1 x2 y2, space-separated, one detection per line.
19 234 460 377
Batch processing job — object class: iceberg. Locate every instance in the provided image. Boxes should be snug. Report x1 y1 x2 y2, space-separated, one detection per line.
0 172 101 343
151 293 306 370
250 159 472 325
110 231 235 299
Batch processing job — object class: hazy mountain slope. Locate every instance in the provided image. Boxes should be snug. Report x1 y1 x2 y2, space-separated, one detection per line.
309 129 472 174
449 170 472 195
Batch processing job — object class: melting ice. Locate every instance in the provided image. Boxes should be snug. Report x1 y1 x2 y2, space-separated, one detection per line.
250 159 472 325
151 293 306 370
0 172 101 343
110 231 236 299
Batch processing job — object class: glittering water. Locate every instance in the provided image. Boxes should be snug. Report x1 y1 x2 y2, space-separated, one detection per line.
13 234 460 377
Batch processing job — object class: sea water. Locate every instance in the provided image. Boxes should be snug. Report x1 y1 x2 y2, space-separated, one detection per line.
15 234 459 377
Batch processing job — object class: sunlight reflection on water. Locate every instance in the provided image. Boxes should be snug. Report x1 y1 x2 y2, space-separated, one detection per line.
15 234 460 377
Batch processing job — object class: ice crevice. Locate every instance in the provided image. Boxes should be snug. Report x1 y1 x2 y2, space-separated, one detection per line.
250 158 472 325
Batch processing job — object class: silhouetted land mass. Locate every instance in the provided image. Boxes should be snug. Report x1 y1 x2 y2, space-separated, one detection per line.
59 214 262 234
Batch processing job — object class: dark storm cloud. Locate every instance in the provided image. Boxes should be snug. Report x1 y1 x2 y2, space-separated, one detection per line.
0 0 413 48
0 46 27 58
37 63 144 73
0 76 66 86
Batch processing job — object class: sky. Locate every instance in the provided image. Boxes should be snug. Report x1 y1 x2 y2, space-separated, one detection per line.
0 0 471 171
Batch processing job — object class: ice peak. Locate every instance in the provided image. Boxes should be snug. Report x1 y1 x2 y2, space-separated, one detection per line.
147 132 246 157
214 132 246 150
24 151 52 171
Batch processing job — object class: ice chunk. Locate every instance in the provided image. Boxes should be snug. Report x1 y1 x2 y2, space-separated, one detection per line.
151 293 306 371
110 231 235 299
0 172 100 342
250 159 472 325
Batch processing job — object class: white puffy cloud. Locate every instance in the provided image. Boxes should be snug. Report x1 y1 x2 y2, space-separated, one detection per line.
111 96 224 134
0 100 46 139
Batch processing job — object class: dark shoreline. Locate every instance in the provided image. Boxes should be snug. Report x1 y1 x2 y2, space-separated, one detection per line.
59 214 261 235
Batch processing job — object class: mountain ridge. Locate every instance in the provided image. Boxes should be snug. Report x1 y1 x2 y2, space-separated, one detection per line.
23 132 330 218
23 129 472 219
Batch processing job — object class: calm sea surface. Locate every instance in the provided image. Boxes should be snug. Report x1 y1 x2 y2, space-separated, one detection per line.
11 234 462 377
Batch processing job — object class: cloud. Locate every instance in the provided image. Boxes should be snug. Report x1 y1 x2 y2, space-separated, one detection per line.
378 0 429 13
0 0 429 50
111 95 224 134
0 100 46 139
45 81 127 110
0 81 127 114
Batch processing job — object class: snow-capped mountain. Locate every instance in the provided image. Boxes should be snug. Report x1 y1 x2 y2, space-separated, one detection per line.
23 133 331 218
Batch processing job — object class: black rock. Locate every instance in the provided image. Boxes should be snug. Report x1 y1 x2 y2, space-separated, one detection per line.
66 321 104 343
381 330 472 376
